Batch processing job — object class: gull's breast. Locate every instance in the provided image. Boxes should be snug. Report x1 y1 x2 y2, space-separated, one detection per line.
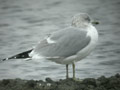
61 25 98 64
76 25 98 61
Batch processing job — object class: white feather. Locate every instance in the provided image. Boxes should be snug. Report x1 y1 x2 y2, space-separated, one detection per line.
46 37 56 44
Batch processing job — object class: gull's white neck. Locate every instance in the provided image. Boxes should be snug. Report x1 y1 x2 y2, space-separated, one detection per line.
87 24 98 44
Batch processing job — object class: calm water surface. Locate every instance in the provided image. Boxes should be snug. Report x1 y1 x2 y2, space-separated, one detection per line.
0 0 120 80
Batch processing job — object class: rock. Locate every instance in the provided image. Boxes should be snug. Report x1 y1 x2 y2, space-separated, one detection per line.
82 78 96 86
0 74 120 90
45 77 54 83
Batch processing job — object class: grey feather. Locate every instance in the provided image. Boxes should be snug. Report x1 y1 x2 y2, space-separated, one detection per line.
32 27 91 58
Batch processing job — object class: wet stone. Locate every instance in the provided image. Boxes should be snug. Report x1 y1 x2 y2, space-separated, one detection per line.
45 77 54 83
0 74 120 90
1 79 10 86
82 78 97 86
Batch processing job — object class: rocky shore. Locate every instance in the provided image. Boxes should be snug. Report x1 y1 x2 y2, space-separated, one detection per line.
0 74 120 90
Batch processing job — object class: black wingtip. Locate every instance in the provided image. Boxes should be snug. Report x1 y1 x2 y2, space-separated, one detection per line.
1 49 33 61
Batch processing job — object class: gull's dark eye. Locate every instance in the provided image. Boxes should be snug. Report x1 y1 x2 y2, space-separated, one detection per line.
85 16 90 22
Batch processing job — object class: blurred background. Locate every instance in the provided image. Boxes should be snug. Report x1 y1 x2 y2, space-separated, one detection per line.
0 0 120 80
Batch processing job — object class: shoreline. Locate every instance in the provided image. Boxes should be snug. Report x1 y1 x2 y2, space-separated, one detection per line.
0 73 120 90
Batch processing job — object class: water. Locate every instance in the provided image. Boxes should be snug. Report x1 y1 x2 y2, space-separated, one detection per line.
0 0 120 80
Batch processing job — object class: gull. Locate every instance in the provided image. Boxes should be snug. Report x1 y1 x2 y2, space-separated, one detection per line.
29 13 99 79
2 13 99 79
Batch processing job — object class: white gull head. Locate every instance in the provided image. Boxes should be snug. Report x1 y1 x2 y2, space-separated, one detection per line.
72 13 91 28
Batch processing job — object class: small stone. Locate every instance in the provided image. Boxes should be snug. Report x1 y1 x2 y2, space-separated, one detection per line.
45 78 53 83
82 78 96 86
2 79 10 85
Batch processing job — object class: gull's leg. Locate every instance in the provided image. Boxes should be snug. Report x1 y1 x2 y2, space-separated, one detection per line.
72 63 75 80
66 64 69 79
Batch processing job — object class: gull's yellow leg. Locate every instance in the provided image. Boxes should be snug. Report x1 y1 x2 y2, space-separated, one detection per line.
72 63 75 80
66 64 69 79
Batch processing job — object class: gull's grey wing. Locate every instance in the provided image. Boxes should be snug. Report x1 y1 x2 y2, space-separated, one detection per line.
31 27 91 58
